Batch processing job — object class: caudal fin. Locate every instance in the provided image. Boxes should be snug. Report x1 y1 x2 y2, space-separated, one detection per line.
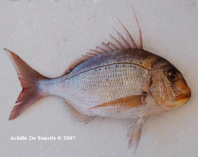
5 48 48 120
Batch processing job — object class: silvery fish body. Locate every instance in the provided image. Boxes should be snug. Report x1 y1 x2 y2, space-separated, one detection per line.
5 8 191 154
47 49 162 119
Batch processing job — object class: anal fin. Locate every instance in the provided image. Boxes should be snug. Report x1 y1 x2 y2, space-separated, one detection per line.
63 99 95 124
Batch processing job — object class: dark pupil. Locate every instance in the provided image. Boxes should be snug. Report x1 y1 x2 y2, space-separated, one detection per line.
170 74 176 80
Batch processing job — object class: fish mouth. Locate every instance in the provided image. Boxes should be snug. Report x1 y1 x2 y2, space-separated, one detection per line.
176 92 191 106
177 93 191 100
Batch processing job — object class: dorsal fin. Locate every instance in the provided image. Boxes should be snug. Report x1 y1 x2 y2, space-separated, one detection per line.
63 6 143 75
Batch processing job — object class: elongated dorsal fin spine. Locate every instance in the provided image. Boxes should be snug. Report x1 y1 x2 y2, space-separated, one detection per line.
131 4 143 49
63 7 143 75
114 29 130 49
109 34 125 49
117 18 138 48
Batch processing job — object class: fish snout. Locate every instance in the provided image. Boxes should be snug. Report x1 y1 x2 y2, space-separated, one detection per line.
176 86 191 105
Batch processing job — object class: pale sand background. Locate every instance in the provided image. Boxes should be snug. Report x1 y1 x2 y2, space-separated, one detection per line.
0 0 198 157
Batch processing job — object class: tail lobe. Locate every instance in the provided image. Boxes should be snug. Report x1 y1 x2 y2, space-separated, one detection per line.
4 48 48 120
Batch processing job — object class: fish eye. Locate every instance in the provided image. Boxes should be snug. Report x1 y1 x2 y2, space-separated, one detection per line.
167 70 179 82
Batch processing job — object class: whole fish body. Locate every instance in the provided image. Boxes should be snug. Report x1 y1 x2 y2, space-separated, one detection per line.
47 49 165 119
5 8 191 154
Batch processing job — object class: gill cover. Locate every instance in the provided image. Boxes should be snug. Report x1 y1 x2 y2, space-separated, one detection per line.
150 58 191 110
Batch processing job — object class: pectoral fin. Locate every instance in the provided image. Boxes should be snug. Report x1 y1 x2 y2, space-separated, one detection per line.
89 95 146 111
63 99 95 124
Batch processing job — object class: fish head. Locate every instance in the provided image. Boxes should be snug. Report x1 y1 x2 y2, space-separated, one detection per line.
150 59 191 110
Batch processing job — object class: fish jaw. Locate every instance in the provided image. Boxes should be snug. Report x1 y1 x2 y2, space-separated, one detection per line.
158 88 191 110
175 92 191 107
166 83 191 109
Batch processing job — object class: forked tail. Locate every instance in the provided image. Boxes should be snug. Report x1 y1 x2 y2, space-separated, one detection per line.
4 48 49 120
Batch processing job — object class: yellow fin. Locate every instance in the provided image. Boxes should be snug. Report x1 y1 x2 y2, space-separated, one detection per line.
89 95 146 111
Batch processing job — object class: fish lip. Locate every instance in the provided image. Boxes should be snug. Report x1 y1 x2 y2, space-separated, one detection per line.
177 93 191 100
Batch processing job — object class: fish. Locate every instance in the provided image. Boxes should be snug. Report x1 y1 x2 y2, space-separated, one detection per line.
5 7 191 154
